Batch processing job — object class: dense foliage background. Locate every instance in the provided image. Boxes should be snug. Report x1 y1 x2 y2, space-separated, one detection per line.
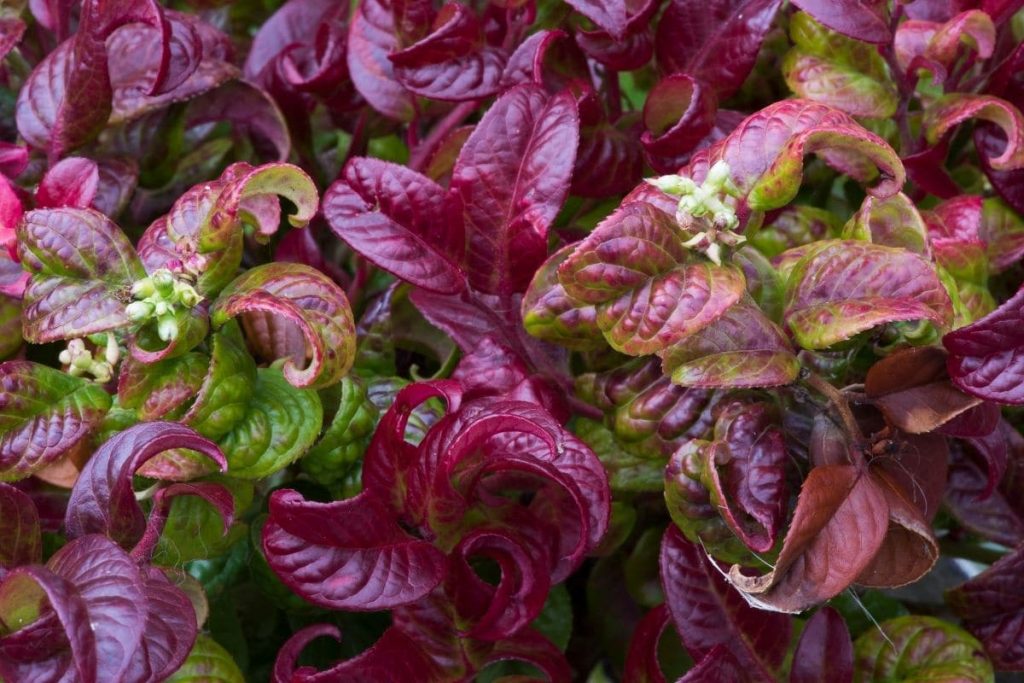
1 0 1024 680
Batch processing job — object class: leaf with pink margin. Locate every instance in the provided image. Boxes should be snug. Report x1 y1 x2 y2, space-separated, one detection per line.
641 74 718 164
132 481 235 562
558 202 746 355
522 243 604 351
564 0 629 39
0 566 97 683
451 84 579 295
783 12 897 118
389 4 507 101
660 299 799 388
924 94 1024 171
0 19 25 62
783 240 953 349
790 607 853 683
925 10 995 66
211 262 355 389
35 157 100 210
842 192 930 255
0 483 42 572
725 465 890 613
262 489 447 610
623 604 673 683
948 544 1024 670
976 124 1024 214
0 361 111 482
655 0 782 99
122 566 198 683
680 100 905 221
789 0 890 43
273 624 446 683
660 526 791 679
323 158 465 294
64 422 226 550
45 535 147 682
944 284 1024 404
347 0 417 121
17 207 145 343
117 352 208 421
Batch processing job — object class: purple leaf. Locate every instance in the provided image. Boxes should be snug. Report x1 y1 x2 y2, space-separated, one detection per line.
0 361 111 481
655 0 782 99
680 647 745 682
262 489 447 610
323 158 465 294
944 444 1024 547
211 262 356 389
789 0 890 43
522 243 604 351
558 202 746 355
944 283 1024 404
0 565 97 683
976 124 1024 214
347 0 417 121
122 566 199 683
244 0 338 77
844 192 930 255
0 483 42 572
948 544 1024 670
660 526 791 678
0 19 25 62
389 4 507 101
45 535 147 682
65 422 225 550
17 208 145 342
623 605 673 683
789 607 853 683
35 158 100 210
181 80 292 163
564 0 629 39
451 84 579 294
575 116 646 196
783 240 953 349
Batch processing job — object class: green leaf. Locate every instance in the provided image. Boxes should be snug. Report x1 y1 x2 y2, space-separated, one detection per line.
218 367 322 479
573 418 666 492
0 295 20 359
853 616 994 682
117 352 208 421
531 584 573 651
167 634 245 683
301 376 379 490
17 208 145 342
183 323 257 441
783 12 898 118
0 361 111 481
841 192 930 254
155 477 254 564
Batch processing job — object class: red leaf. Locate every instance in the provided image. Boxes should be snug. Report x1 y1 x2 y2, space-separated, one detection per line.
789 0 891 43
948 545 1024 670
35 157 100 210
789 607 853 683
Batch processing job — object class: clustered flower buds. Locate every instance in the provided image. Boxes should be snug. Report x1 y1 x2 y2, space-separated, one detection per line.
647 160 746 266
58 335 120 383
126 269 203 342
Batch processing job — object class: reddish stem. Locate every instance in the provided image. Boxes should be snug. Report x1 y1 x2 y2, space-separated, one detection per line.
408 100 479 173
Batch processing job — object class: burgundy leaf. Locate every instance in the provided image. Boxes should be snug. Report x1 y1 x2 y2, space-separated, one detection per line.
122 565 198 682
35 158 100 210
655 0 782 99
564 0 629 39
323 158 465 293
521 243 603 351
789 0 890 43
389 4 507 101
623 604 672 683
244 0 338 77
262 489 447 610
451 84 579 294
680 647 745 682
726 465 890 613
0 19 25 62
65 422 226 550
274 625 445 683
211 262 356 389
642 75 718 165
0 483 42 572
944 283 1024 404
180 80 291 163
660 526 791 678
574 116 646 196
945 444 1024 546
790 607 853 683
948 544 1024 669
576 24 654 71
977 125 1024 214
